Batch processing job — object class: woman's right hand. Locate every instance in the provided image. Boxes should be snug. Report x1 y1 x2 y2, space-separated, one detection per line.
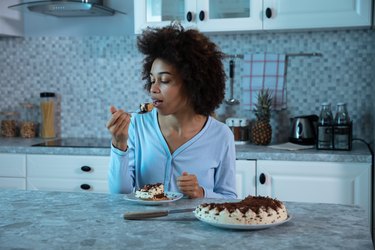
106 106 131 151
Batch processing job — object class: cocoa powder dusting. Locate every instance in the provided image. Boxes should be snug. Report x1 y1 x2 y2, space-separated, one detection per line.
140 183 163 191
200 196 283 214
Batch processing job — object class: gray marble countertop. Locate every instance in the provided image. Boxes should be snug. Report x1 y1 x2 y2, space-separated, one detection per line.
0 189 372 250
0 137 372 163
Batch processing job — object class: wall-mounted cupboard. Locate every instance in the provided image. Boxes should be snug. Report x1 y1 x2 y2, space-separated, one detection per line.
134 0 372 34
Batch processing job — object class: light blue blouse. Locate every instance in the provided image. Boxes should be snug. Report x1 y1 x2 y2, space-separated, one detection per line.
108 109 237 199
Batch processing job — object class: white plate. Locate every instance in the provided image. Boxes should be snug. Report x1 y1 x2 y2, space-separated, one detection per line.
195 214 292 230
123 192 183 205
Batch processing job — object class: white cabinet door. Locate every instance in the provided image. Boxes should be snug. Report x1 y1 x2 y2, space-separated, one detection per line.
257 160 371 225
196 0 262 32
0 0 23 36
27 154 110 193
0 153 26 190
134 0 196 34
235 160 256 199
263 0 372 30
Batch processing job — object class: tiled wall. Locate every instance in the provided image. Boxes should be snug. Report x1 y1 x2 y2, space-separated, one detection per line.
0 29 374 145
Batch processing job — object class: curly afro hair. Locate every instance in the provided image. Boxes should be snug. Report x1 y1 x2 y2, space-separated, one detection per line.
137 23 226 116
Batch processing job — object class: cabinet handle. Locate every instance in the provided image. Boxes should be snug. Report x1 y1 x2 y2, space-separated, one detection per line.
259 173 266 184
186 11 193 22
265 8 272 18
80 184 91 190
199 10 205 21
81 166 91 172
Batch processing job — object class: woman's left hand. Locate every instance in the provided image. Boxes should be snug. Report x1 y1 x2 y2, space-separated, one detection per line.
177 172 204 198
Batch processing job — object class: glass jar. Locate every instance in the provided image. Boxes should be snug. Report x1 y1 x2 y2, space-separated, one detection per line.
40 92 56 138
20 103 37 138
334 103 351 150
1 111 19 137
239 118 249 141
317 102 333 149
226 117 241 141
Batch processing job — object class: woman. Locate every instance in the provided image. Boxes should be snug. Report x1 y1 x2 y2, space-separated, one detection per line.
107 23 236 199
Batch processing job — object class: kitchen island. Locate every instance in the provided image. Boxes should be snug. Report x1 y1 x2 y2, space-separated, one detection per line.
0 190 372 249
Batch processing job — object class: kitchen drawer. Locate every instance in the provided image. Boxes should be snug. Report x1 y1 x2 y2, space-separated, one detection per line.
27 154 109 179
27 178 108 193
0 177 26 190
0 153 26 177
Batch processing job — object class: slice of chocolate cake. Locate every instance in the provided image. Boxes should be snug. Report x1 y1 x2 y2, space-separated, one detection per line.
135 183 169 201
139 103 154 113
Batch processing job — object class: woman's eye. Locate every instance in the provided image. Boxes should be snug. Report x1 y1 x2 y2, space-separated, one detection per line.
149 77 170 84
160 78 170 84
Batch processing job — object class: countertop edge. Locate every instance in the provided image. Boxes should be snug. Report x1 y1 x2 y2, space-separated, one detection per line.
0 138 372 163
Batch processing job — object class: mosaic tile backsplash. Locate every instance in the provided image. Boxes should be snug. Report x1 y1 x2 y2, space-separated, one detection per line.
0 29 374 145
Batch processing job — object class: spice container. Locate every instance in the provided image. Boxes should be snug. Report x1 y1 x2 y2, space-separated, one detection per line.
226 117 241 141
1 111 19 137
40 92 56 138
20 103 37 138
239 118 249 142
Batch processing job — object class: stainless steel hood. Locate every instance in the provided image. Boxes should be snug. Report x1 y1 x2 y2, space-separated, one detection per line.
8 0 126 17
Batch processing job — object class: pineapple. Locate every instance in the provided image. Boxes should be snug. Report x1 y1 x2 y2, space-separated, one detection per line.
251 89 272 145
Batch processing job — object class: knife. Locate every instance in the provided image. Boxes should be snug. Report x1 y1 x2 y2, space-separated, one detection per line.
124 208 195 220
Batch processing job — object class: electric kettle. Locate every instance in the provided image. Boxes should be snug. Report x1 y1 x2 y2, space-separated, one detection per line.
289 115 319 145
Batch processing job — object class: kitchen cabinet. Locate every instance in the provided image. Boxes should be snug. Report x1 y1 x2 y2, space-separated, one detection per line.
134 0 372 34
134 0 262 33
235 160 256 199
0 0 23 36
263 0 372 30
256 160 371 226
27 154 110 193
0 153 26 189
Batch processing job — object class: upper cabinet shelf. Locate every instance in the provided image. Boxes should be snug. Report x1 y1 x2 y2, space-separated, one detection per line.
0 0 23 37
134 0 372 34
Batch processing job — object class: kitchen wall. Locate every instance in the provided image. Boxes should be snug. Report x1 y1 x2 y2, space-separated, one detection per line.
0 28 374 146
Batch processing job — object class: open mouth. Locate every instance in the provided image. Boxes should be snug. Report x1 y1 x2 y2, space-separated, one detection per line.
152 99 163 107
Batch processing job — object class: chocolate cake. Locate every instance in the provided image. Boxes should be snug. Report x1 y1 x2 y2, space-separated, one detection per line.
194 196 288 225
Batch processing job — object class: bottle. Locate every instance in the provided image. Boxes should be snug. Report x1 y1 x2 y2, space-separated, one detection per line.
317 102 333 149
40 92 56 138
334 103 350 150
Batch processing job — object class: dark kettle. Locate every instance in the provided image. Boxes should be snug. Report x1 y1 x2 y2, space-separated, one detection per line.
289 115 319 145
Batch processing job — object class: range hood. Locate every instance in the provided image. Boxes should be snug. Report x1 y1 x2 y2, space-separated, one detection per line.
8 0 126 17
